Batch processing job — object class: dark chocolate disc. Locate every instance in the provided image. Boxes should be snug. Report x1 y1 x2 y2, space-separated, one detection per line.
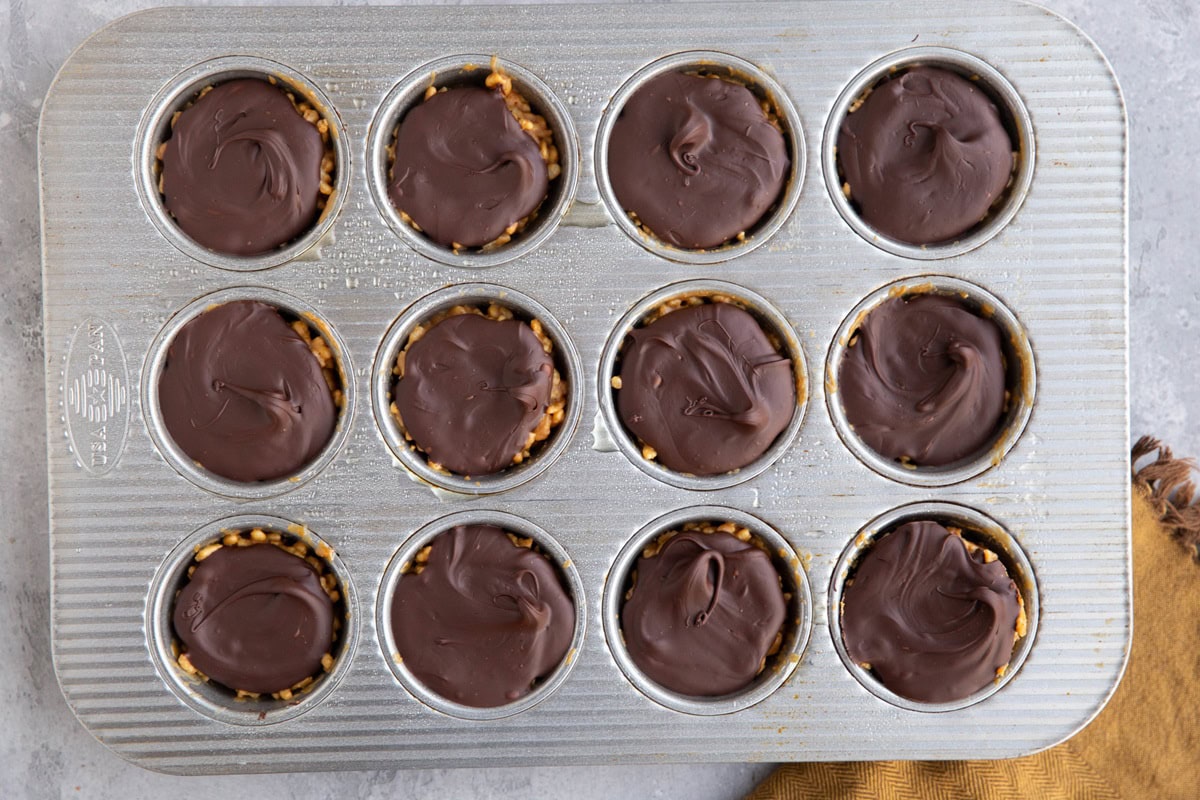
837 66 1014 245
837 293 1007 467
161 78 326 256
393 313 555 476
388 86 550 248
389 524 575 708
158 300 338 483
840 521 1022 703
616 302 795 475
173 543 334 695
621 531 787 697
607 72 789 249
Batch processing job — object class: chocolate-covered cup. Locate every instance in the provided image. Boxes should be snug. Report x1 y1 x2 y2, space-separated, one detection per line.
377 510 586 719
368 56 579 268
135 56 350 271
142 287 355 500
823 47 1035 260
147 515 357 726
596 51 805 264
829 502 1039 712
373 283 581 496
598 280 807 491
603 506 812 715
826 276 1035 487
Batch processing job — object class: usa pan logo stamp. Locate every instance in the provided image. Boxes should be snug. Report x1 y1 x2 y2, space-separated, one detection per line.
63 318 129 475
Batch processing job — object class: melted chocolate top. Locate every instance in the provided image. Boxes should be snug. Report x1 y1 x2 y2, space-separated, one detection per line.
841 521 1022 703
390 524 575 708
388 87 550 248
837 66 1014 245
394 313 555 476
158 300 338 483
161 79 326 256
617 302 796 475
607 72 790 249
622 531 787 697
837 294 1007 467
173 544 334 695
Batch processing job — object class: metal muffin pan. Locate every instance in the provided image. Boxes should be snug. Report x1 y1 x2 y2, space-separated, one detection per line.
40 1 1129 774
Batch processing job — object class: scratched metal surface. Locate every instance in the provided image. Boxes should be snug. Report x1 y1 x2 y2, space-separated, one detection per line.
39 1 1129 774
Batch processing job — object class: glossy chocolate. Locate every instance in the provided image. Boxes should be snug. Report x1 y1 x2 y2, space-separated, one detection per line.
838 294 1007 467
393 312 554 476
388 86 549 248
158 300 338 483
173 543 334 695
617 302 795 475
161 78 326 256
841 521 1022 704
607 72 789 249
389 524 575 708
837 66 1015 245
621 531 787 697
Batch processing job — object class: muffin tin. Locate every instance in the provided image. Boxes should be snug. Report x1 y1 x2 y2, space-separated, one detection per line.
40 2 1129 774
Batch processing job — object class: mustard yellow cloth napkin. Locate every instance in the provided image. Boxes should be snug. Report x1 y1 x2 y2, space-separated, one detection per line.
748 437 1200 800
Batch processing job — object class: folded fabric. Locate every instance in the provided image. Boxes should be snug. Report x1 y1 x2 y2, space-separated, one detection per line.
748 437 1200 800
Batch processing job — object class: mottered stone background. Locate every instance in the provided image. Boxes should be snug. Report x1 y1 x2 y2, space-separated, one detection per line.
1 0 1192 797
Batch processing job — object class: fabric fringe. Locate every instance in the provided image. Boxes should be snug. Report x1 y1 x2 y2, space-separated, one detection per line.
1131 435 1200 560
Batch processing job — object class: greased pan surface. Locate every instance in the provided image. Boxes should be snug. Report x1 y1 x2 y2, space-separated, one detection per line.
40 1 1129 774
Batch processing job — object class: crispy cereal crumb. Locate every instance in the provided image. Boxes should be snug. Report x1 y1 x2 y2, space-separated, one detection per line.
195 543 221 562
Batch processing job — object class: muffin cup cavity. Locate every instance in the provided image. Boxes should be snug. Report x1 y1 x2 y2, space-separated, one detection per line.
372 283 582 496
147 514 358 726
367 55 580 268
823 47 1035 259
134 55 350 271
595 51 805 264
598 279 807 490
142 286 356 500
825 275 1035 487
829 502 1039 713
377 510 586 720
602 506 812 715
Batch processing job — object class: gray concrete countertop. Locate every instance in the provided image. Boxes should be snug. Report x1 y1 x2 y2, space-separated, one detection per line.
1 0 1191 797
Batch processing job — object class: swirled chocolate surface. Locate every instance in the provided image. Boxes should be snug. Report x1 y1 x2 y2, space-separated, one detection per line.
841 521 1022 704
393 313 554 476
837 66 1014 245
621 531 787 697
173 543 334 695
616 302 796 475
837 294 1006 467
161 78 325 256
389 524 575 708
388 87 549 248
158 300 338 483
607 72 789 249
